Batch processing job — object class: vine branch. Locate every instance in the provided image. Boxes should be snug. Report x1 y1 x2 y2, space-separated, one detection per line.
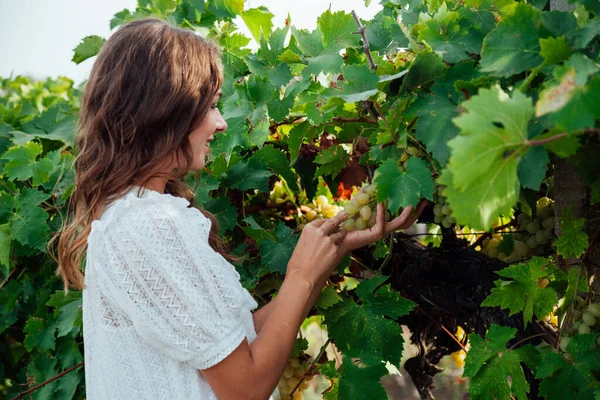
11 361 84 400
351 10 377 71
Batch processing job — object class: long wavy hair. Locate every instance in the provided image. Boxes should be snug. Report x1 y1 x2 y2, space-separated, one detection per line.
50 18 228 292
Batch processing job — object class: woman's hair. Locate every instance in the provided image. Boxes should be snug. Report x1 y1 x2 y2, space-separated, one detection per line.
50 18 228 292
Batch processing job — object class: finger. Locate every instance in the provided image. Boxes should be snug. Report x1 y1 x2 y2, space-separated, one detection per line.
373 203 385 237
384 206 414 234
330 229 347 245
320 211 348 235
401 200 429 227
310 219 327 229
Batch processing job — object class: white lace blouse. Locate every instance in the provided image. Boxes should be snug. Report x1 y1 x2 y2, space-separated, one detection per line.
83 186 267 399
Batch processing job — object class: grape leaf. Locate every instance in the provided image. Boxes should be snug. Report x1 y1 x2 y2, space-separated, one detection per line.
481 257 558 327
464 324 541 400
536 334 600 400
479 3 544 77
541 10 578 37
2 142 54 186
557 267 589 316
72 35 106 64
400 51 446 92
323 277 415 365
291 337 309 358
315 285 343 309
449 86 532 189
338 355 389 400
553 206 589 258
571 18 600 49
418 3 484 63
540 36 572 67
203 197 238 233
251 144 298 191
24 316 56 351
0 224 11 270
367 11 409 54
314 145 350 178
288 122 317 164
47 291 83 337
406 89 459 165
222 157 273 192
241 7 274 43
12 188 51 251
259 222 298 274
27 353 59 399
518 146 549 191
55 370 82 400
375 157 435 214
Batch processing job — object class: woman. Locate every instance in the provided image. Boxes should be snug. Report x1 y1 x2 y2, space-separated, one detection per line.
55 18 424 400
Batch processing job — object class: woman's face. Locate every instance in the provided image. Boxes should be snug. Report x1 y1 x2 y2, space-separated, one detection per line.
186 90 227 171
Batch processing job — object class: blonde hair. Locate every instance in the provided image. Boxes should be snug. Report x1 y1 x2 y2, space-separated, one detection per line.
50 18 229 291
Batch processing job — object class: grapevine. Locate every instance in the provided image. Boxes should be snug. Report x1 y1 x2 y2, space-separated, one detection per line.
1 0 599 399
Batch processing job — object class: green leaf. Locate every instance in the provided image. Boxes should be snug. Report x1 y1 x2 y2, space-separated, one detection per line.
536 334 600 400
72 35 106 64
252 145 298 191
259 222 298 274
55 370 81 400
571 18 600 49
288 121 317 164
464 324 540 400
241 7 274 42
338 355 388 400
27 353 59 399
557 266 589 316
539 36 572 67
315 285 343 309
2 142 54 185
375 158 435 214
481 257 558 327
24 316 56 351
12 188 51 251
367 11 409 54
407 90 459 165
336 64 380 102
479 3 544 77
418 3 484 63
0 223 11 270
222 157 273 192
553 206 588 258
400 51 446 92
191 173 220 206
314 145 350 178
323 277 415 365
518 146 549 191
291 337 309 358
47 291 82 337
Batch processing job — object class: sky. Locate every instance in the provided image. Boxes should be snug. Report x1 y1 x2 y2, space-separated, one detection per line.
0 0 382 84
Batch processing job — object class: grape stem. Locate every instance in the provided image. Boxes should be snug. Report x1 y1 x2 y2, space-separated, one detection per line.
507 332 556 351
415 306 468 352
10 361 84 400
289 338 332 397
0 267 18 293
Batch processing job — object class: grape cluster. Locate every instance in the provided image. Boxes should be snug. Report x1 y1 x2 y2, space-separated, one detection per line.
432 186 456 228
341 184 391 231
275 356 313 400
270 181 291 204
560 299 600 357
504 197 555 263
301 195 343 223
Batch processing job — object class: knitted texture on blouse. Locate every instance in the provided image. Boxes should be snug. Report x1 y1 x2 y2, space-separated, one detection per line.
83 186 260 399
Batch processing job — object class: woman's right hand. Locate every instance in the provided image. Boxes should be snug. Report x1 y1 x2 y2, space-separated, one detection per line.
285 212 348 287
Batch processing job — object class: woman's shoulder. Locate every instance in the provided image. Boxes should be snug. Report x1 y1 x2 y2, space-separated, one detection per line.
90 186 211 239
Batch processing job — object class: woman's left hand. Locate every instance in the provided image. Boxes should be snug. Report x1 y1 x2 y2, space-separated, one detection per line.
338 200 428 254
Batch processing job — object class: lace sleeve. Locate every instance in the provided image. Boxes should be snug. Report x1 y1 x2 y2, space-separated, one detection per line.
94 199 248 370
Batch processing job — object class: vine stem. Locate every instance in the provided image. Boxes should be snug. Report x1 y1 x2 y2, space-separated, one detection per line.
289 338 332 397
518 66 542 92
415 306 467 352
11 361 84 400
507 332 556 351
0 267 18 293
527 128 600 147
350 10 377 71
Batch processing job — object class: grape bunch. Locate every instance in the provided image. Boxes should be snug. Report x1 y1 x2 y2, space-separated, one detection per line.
275 356 313 400
270 180 292 204
301 195 343 223
504 197 555 263
560 299 600 358
340 184 391 231
432 186 456 228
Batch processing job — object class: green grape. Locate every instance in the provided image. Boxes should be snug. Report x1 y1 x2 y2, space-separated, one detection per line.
442 219 452 228
343 219 355 231
535 230 547 244
356 193 370 206
587 303 600 317
434 215 441 224
527 222 540 234
344 202 358 215
400 152 410 162
290 358 300 368
355 218 368 231
526 236 538 249
446 216 456 224
360 205 372 221
576 296 586 307
364 184 377 196
433 204 444 217
537 207 553 220
514 232 526 241
368 212 377 228
517 213 530 224
488 238 500 248
504 253 521 263
582 312 596 326
572 310 582 321
441 205 451 215
514 241 529 257
559 337 571 352
487 247 499 258
537 196 552 208
579 323 591 334
542 218 554 230
283 365 294 379
316 195 328 207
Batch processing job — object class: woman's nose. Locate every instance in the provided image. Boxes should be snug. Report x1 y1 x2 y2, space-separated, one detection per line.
216 112 227 132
